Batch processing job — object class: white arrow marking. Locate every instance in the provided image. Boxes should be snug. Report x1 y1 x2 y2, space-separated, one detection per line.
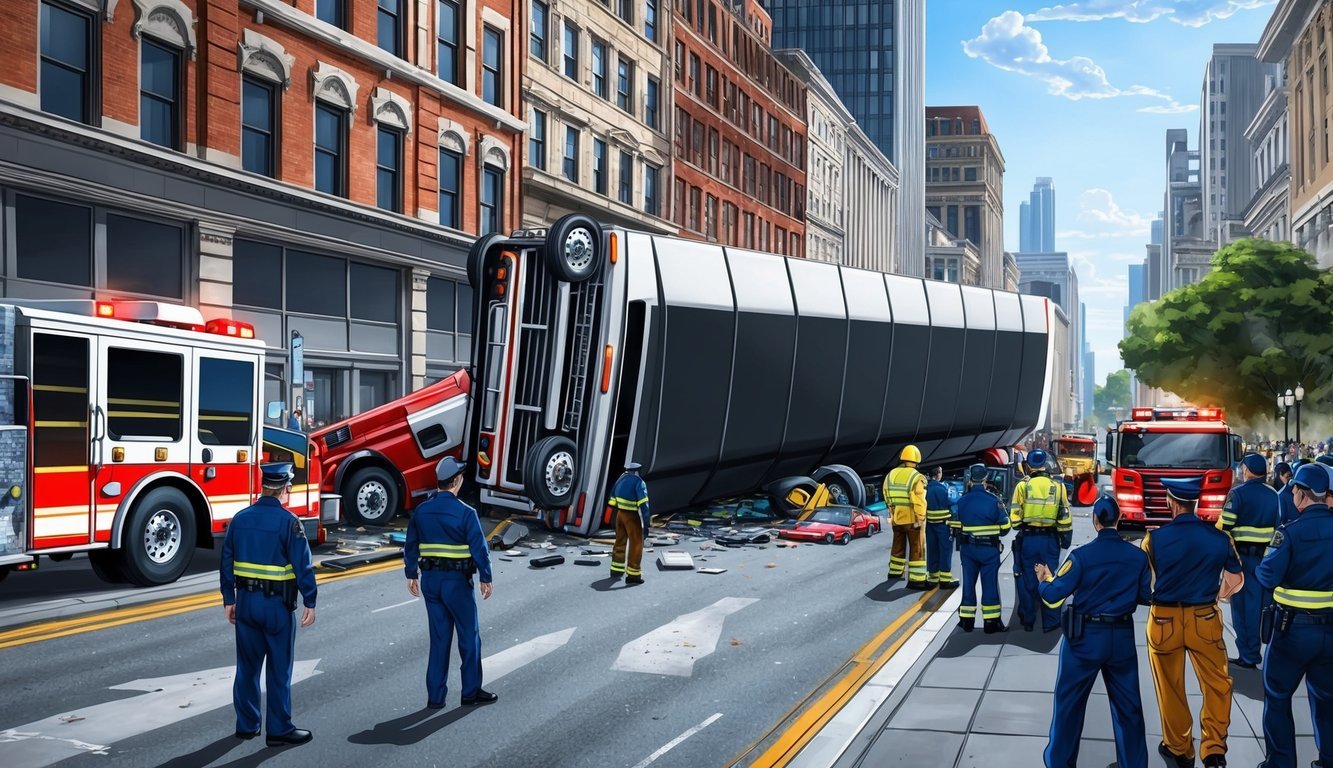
613 597 759 677
485 627 577 682
0 660 322 768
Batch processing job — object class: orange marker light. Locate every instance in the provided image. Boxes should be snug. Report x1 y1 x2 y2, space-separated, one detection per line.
608 232 619 264
601 345 614 393
496 267 508 280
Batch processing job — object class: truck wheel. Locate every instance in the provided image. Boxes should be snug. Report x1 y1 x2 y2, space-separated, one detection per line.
813 465 866 508
523 436 578 509
119 487 197 587
544 215 602 282
467 232 509 291
344 467 400 526
89 550 128 583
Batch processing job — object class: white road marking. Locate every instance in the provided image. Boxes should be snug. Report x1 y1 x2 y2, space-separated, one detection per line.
0 660 322 768
612 597 759 677
485 627 577 682
371 597 419 613
631 713 723 768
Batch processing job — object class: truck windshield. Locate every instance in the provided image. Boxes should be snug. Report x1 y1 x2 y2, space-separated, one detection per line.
1057 441 1096 458
1119 432 1229 469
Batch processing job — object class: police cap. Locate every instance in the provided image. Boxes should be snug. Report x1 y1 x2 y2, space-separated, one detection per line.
1290 463 1330 496
1161 475 1204 502
1316 454 1333 468
1275 461 1292 477
625 461 642 472
1242 453 1268 476
261 462 294 489
436 456 466 484
1092 495 1121 527
966 463 989 484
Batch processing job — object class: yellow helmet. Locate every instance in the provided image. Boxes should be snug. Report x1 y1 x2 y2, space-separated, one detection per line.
899 445 922 464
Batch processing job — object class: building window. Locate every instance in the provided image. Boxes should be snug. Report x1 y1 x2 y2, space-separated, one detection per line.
563 22 579 79
437 0 460 84
645 76 660 130
531 0 549 60
674 41 684 82
315 103 347 197
964 167 977 182
593 138 607 195
140 38 182 150
377 0 404 57
618 0 633 24
438 148 462 228
563 127 579 182
376 127 402 213
40 0 97 125
689 53 700 96
705 65 717 106
287 250 347 317
964 206 980 246
16 194 92 286
689 186 700 231
482 26 503 106
644 0 657 41
317 0 345 27
592 40 608 99
106 213 184 298
241 76 277 177
529 110 547 169
619 150 633 204
480 165 504 235
616 56 634 113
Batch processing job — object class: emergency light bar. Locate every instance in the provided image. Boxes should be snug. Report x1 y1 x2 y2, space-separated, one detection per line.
1129 406 1225 422
8 299 256 339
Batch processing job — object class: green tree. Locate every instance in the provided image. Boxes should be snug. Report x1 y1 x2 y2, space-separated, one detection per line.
1091 370 1132 427
1119 238 1333 421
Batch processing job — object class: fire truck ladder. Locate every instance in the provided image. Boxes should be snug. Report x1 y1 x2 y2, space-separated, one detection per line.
562 280 601 433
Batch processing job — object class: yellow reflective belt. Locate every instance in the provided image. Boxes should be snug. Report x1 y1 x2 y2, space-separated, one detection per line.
1231 526 1275 544
962 524 1002 535
1273 587 1333 610
234 561 295 581
926 510 953 522
609 496 647 510
420 543 472 559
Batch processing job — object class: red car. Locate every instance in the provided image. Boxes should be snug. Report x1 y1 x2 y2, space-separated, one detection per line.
779 505 882 545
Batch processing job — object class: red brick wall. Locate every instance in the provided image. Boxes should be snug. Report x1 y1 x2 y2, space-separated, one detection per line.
0 0 38 95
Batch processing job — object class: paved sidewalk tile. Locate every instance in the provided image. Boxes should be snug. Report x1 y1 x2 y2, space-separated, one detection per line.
954 733 1049 767
918 656 997 689
886 687 983 731
988 652 1059 692
971 690 1053 736
861 730 965 766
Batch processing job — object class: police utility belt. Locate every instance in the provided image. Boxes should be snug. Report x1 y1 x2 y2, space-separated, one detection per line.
1262 605 1333 643
235 577 299 610
1234 543 1268 557
1019 524 1059 536
956 533 1001 548
418 556 477 574
1063 610 1135 640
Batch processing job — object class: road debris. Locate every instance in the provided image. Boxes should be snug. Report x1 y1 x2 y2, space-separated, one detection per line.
573 558 602 566
699 567 727 575
765 563 778 569
530 554 565 568
657 550 695 570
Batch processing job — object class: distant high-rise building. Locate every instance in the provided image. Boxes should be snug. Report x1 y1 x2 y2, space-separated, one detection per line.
766 0 925 275
1163 129 1210 291
1017 251 1081 427
1021 177 1056 252
1200 44 1275 244
1019 201 1033 252
924 106 1006 287
1126 263 1147 329
1080 302 1092 426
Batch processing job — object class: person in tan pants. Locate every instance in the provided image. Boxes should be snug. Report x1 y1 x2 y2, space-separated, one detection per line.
1143 476 1245 768
883 445 930 589
609 462 649 585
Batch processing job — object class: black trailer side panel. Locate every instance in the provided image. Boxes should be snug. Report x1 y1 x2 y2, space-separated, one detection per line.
861 275 929 471
821 267 894 468
937 286 998 459
966 291 1026 454
765 259 848 481
1003 295 1051 448
695 249 798 502
915 281 966 463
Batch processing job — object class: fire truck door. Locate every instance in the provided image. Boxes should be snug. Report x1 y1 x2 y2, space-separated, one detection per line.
30 332 96 548
93 337 191 541
192 351 259 528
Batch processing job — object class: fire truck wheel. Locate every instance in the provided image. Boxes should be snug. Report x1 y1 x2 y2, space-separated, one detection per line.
344 467 400 526
523 436 578 509
120 487 197 587
544 215 602 283
88 550 128 583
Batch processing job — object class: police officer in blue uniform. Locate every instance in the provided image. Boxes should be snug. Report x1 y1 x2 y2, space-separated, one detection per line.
955 463 1010 633
1278 464 1300 526
924 466 959 589
1036 495 1151 768
1219 453 1280 670
1143 476 1245 768
405 456 496 709
1256 463 1333 768
220 463 318 747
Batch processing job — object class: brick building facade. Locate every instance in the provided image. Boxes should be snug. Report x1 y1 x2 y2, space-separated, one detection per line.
670 0 807 256
0 0 524 426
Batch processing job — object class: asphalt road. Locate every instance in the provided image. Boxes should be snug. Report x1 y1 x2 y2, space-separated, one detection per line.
0 521 947 768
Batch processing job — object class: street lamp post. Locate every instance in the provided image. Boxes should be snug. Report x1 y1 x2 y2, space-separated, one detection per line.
1295 383 1305 446
1282 391 1293 447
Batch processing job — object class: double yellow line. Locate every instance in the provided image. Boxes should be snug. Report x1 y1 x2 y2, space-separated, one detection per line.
734 588 943 767
0 559 403 651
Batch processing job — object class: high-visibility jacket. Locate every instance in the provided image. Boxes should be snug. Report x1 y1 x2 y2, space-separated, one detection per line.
1217 477 1279 545
610 471 651 533
883 465 926 526
1009 474 1072 533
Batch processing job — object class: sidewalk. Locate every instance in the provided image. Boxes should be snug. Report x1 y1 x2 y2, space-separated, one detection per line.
795 516 1320 768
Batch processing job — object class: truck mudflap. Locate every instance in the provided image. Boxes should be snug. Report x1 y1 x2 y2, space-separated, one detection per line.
320 494 342 524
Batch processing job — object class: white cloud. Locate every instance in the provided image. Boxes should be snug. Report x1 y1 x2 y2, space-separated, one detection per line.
1027 0 1276 27
962 12 1194 112
1077 188 1154 234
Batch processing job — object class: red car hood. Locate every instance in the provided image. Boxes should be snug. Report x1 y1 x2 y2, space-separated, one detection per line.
782 522 851 537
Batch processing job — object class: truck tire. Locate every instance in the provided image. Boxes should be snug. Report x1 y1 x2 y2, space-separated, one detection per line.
813 465 866 508
523 436 578 510
344 466 400 526
89 550 128 583
544 215 602 282
467 232 509 291
119 487 197 587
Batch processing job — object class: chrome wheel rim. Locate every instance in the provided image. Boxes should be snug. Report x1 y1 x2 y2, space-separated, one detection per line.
144 509 182 564
544 451 575 498
357 481 389 520
563 228 595 272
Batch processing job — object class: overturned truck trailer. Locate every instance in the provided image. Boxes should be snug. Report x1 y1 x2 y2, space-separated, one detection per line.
467 215 1055 536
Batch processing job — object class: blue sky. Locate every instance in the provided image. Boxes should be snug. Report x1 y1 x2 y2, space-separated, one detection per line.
925 0 1276 386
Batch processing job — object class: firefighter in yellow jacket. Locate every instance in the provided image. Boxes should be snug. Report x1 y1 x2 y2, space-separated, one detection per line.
1010 449 1073 631
884 445 930 589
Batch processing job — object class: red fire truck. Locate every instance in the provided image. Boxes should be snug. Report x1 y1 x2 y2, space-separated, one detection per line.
310 371 469 525
0 299 322 587
1103 406 1243 528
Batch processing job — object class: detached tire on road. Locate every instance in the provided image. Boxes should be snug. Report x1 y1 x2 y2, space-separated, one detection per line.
344 467 400 526
523 436 578 510
119 487 197 587
813 465 866 509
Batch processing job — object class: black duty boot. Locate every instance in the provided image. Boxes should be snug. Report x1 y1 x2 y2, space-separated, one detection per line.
938 580 961 589
1157 741 1193 768
958 617 975 633
983 619 1007 634
1202 753 1226 767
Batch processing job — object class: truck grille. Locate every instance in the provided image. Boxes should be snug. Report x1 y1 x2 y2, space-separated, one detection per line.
1141 484 1172 524
324 426 352 450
